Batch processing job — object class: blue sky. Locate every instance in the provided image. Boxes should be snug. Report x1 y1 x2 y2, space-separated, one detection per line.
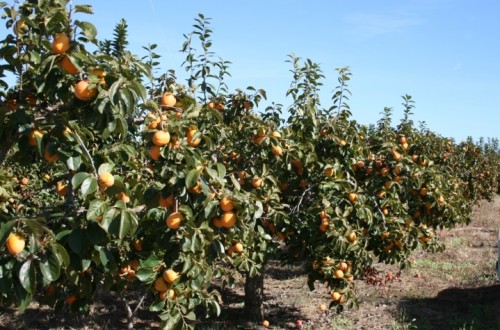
5 1 500 142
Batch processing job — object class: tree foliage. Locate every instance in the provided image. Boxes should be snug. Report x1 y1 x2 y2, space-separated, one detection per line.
1 1 499 328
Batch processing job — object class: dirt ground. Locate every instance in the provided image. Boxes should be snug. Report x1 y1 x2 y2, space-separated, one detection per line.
1 198 499 329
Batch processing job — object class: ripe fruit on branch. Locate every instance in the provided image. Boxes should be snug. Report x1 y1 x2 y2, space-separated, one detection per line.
333 269 344 279
56 182 68 196
147 114 161 129
348 193 358 203
272 145 283 156
152 130 170 147
212 216 224 228
270 131 281 138
161 92 176 107
221 211 237 228
117 191 130 203
74 80 97 101
319 220 329 232
357 160 366 169
163 269 179 284
188 181 202 194
251 177 263 188
208 101 224 110
51 33 70 54
186 127 201 147
65 295 77 305
331 291 342 302
391 148 402 161
98 172 115 191
88 67 106 85
133 239 142 252
43 146 59 162
13 20 28 36
6 233 25 255
233 242 244 253
220 196 235 212
166 212 184 229
28 129 43 146
59 55 79 74
149 146 161 161
324 167 335 176
159 194 174 208
153 277 168 292
160 289 176 300
243 101 253 110
291 159 303 176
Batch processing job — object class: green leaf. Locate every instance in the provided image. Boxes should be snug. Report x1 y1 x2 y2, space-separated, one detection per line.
136 268 156 283
39 252 61 282
98 163 114 175
108 78 123 106
229 173 241 191
100 207 119 233
184 311 196 321
74 4 94 14
128 79 148 101
81 176 98 196
87 199 108 220
66 156 82 171
51 242 70 268
119 88 133 113
216 163 226 179
141 254 161 269
108 209 138 239
98 248 112 269
81 259 92 272
254 200 264 220
68 229 89 256
150 299 166 313
86 221 107 245
162 307 181 330
14 281 32 313
71 172 89 189
18 259 35 294
191 233 201 253
24 218 50 238
185 168 201 190
74 20 97 41
111 210 130 239
209 300 221 317
0 220 16 246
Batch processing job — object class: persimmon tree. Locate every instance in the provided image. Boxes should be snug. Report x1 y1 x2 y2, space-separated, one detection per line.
1 1 499 329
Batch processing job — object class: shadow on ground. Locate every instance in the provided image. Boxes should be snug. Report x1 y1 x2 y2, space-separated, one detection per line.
0 290 159 330
397 284 500 329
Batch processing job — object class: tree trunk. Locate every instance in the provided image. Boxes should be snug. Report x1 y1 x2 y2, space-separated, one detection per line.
0 133 15 166
244 265 265 323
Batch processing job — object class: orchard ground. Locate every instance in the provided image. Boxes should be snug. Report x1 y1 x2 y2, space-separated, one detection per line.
1 197 499 329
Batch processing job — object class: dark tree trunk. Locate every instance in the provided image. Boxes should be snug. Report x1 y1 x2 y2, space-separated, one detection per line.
0 133 15 166
244 266 265 323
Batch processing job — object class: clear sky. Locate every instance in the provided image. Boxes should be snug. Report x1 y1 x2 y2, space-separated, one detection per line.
5 0 500 142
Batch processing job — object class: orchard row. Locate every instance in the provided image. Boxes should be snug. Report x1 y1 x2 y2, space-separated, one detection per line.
1 1 499 328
